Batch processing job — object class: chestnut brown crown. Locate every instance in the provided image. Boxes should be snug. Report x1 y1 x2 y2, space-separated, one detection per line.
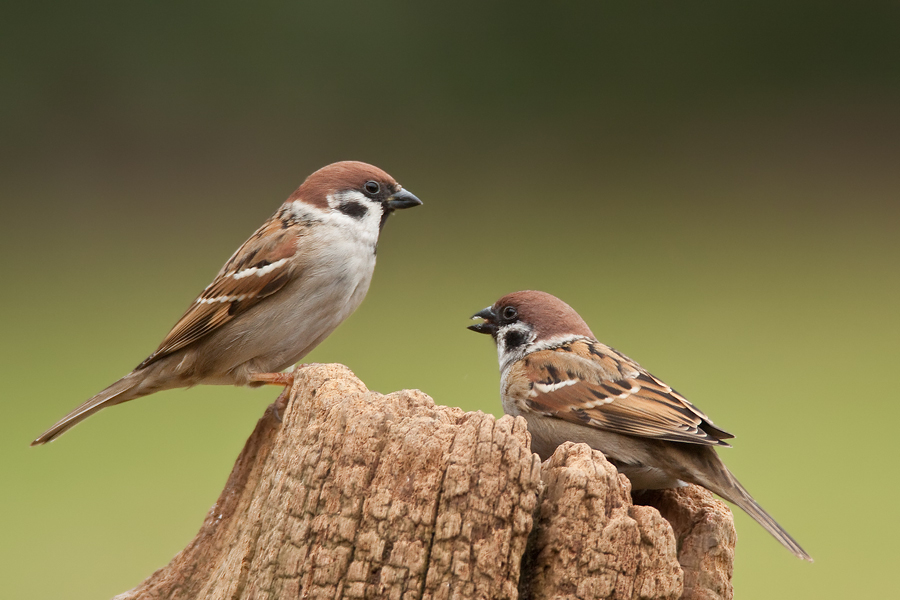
470 290 596 341
289 161 406 208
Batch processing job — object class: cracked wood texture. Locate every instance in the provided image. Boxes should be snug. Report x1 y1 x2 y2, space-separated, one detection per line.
114 364 735 600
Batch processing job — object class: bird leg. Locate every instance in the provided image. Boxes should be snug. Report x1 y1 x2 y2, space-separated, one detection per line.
250 367 305 423
249 372 296 386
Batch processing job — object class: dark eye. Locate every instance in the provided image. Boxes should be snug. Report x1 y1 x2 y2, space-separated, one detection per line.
501 306 518 321
364 181 380 195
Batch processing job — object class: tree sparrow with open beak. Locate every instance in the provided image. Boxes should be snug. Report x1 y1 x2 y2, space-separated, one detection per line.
469 290 811 561
32 161 421 445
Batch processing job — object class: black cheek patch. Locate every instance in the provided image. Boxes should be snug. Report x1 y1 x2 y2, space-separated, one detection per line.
338 200 369 219
504 329 528 350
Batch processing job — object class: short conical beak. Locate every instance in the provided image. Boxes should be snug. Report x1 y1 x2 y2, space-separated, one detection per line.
467 306 498 335
385 188 422 210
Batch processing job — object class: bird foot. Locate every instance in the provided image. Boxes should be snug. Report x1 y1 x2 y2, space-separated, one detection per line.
271 387 291 423
253 366 306 422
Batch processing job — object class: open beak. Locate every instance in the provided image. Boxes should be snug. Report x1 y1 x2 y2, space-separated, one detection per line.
467 306 498 335
385 188 423 210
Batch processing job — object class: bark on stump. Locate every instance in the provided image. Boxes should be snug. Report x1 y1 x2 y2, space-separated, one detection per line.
114 364 735 600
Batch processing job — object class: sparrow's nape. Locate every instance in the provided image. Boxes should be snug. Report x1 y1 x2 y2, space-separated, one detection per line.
468 306 498 335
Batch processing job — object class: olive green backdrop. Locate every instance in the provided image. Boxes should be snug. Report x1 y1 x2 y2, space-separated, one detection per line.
2 2 898 598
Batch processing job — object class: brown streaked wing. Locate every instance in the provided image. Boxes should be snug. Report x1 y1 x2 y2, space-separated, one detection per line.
519 340 733 446
136 219 299 369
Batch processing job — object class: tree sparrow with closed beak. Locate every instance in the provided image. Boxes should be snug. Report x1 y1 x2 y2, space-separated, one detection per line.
469 290 811 561
32 161 421 445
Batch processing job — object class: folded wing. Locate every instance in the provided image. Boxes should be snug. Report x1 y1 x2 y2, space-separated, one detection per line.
516 339 734 446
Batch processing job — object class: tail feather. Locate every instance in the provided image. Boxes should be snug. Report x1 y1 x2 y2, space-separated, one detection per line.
722 479 812 561
696 453 813 561
31 375 142 445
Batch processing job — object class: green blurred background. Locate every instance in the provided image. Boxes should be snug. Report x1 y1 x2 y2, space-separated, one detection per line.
2 2 898 597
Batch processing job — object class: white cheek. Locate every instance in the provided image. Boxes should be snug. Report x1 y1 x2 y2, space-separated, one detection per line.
495 327 512 361
325 191 383 246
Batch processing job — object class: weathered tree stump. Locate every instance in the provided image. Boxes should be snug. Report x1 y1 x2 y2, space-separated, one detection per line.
114 364 735 600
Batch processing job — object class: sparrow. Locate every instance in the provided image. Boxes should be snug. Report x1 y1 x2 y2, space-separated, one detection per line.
32 161 421 445
468 290 811 561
